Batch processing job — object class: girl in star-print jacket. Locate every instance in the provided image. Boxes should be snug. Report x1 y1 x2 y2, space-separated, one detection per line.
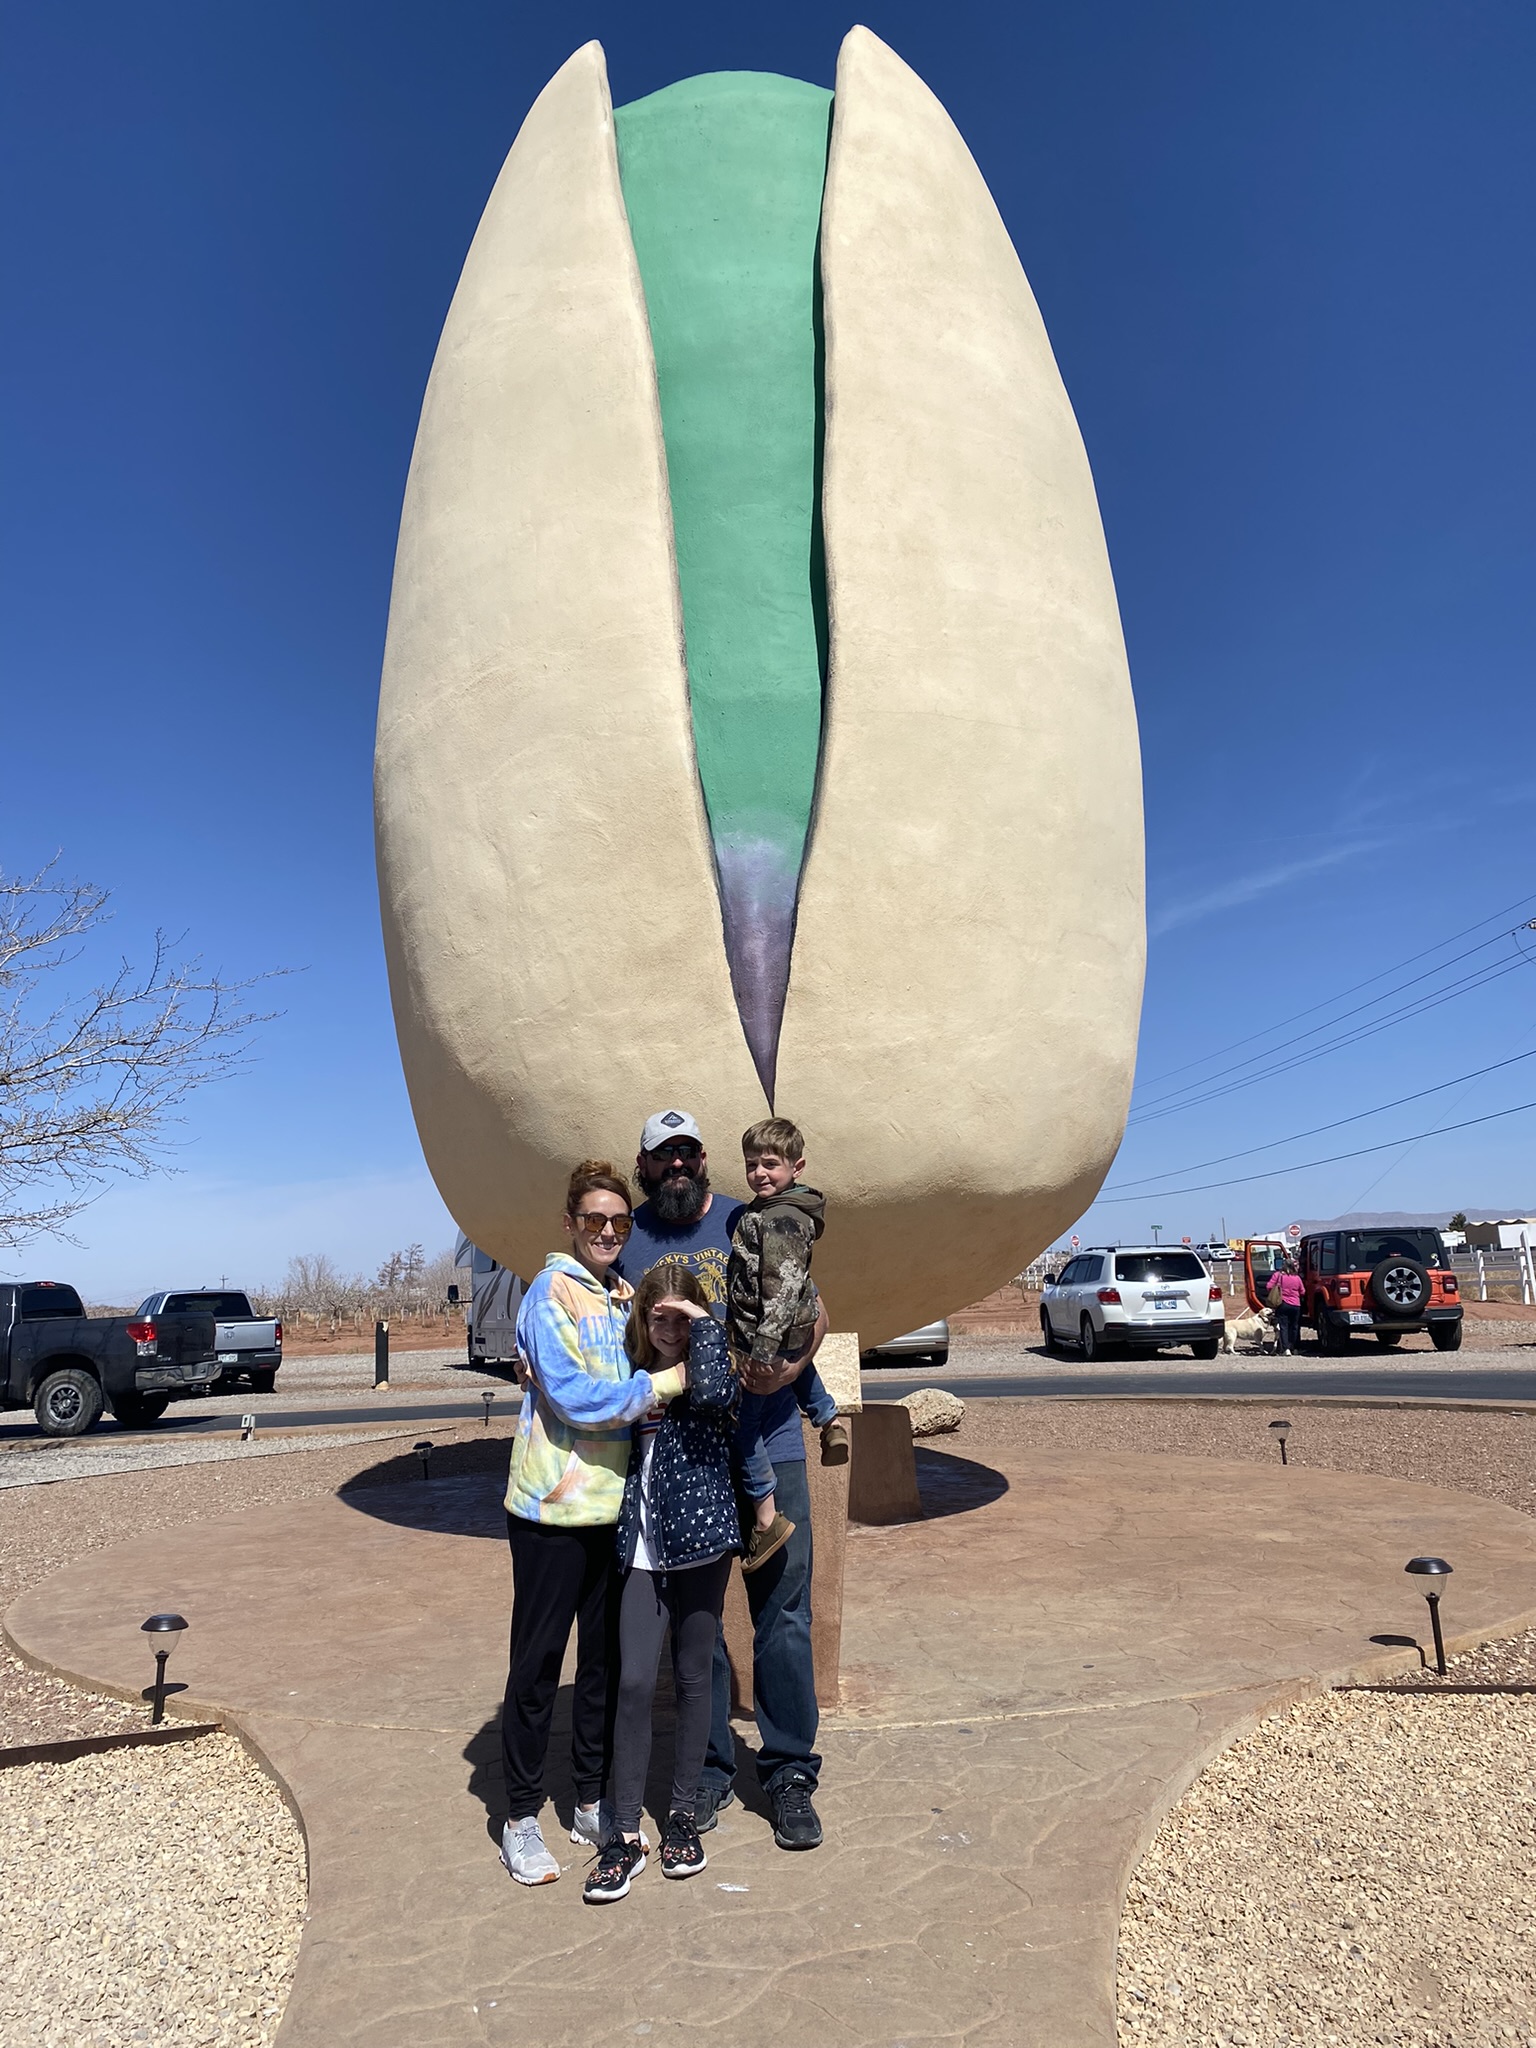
593 1263 741 1892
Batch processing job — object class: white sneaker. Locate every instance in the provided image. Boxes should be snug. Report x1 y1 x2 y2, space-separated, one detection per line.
501 1816 560 1885
571 1801 649 1852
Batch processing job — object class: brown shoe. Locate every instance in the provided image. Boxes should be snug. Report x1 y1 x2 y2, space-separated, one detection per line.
820 1417 850 1465
741 1512 796 1573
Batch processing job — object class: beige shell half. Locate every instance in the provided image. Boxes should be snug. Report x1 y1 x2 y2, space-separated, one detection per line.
774 28 1144 1338
374 42 764 1273
375 31 1143 1339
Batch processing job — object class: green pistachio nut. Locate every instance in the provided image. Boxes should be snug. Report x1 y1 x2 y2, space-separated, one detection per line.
374 27 1144 1343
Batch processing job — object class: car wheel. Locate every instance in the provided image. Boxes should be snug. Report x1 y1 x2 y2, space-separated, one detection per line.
1369 1257 1431 1319
927 1348 949 1368
1191 1339 1219 1359
33 1368 105 1438
1316 1314 1346 1356
1430 1321 1463 1352
1080 1315 1102 1362
248 1370 276 1394
1375 1330 1403 1349
1040 1309 1060 1353
111 1392 170 1429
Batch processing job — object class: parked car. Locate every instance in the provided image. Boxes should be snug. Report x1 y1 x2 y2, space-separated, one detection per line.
134 1290 281 1393
1 1280 221 1436
1260 1228 1463 1353
859 1320 950 1367
1040 1247 1224 1359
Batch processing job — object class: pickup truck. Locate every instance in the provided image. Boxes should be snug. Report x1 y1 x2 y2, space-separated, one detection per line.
1 1280 222 1435
134 1290 281 1393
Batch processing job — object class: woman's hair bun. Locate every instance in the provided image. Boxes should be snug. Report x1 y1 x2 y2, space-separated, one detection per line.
565 1158 632 1215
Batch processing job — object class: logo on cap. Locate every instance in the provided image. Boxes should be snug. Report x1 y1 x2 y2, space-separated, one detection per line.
660 1111 685 1129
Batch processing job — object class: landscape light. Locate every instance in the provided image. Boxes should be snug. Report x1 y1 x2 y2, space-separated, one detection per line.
414 1439 433 1481
1405 1556 1453 1676
481 1390 495 1427
240 1413 256 1443
1268 1419 1293 1467
141 1612 188 1725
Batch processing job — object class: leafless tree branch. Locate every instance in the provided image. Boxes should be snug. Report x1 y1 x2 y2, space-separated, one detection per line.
0 861 279 1252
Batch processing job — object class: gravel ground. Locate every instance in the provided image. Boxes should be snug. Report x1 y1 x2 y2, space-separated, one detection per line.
1117 1689 1536 2047
0 1732 305 2047
0 1423 465 1490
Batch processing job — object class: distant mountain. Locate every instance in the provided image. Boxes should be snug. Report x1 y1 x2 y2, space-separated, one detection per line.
1290 1209 1536 1233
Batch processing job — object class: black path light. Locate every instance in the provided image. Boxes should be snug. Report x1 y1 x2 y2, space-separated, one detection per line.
141 1612 188 1724
414 1439 433 1480
1406 1556 1453 1675
481 1390 495 1427
1268 1418 1293 1466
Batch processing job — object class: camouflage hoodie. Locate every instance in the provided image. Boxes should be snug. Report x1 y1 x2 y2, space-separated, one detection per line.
726 1183 826 1367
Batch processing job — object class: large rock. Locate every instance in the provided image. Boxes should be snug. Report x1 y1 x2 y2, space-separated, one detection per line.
901 1387 965 1437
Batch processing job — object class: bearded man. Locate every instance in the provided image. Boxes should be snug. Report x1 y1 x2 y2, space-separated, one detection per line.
611 1109 743 1310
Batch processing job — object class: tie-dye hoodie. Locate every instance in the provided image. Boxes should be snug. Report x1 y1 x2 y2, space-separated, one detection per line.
505 1253 684 1526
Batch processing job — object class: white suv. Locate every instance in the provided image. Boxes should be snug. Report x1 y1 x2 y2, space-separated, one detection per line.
1040 1247 1224 1360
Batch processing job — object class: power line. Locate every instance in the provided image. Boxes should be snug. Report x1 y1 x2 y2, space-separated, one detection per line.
1132 923 1535 1119
1094 1095 1536 1204
1105 1042 1536 1192
1134 888 1536 1092
1128 947 1536 1127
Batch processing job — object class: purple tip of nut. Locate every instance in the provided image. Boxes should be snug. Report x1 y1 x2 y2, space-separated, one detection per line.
714 831 802 1101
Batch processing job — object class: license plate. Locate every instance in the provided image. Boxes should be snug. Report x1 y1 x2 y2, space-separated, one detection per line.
1149 1296 1180 1310
218 1352 239 1363
1347 1312 1371 1326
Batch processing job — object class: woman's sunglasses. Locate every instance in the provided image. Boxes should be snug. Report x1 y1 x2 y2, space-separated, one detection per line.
574 1210 633 1242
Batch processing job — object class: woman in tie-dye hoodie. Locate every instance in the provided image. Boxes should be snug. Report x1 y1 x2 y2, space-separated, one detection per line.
498 1160 687 1889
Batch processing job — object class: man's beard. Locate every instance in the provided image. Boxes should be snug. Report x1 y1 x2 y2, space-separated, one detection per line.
648 1167 709 1224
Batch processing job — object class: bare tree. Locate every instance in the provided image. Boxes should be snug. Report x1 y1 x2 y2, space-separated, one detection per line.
0 862 272 1251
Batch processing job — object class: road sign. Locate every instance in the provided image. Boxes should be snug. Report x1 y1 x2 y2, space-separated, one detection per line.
1070 1234 1080 1248
1287 1222 1301 1238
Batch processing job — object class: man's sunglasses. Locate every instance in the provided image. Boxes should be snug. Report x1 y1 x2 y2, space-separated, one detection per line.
574 1210 633 1241
645 1141 702 1163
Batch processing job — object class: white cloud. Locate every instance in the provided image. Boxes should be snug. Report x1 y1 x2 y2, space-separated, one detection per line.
1149 838 1388 939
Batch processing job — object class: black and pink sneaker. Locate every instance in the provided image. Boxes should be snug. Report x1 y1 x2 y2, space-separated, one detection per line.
582 1833 646 1904
661 1809 708 1879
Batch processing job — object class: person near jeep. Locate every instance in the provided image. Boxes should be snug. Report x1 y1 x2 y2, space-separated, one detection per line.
1269 1254 1304 1355
612 1108 829 1851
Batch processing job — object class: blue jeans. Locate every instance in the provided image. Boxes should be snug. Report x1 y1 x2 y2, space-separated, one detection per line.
702 1456 821 1793
737 1366 838 1502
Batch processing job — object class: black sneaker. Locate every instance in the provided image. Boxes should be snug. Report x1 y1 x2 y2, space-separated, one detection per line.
694 1779 736 1833
582 1833 646 1904
770 1771 823 1850
660 1809 708 1879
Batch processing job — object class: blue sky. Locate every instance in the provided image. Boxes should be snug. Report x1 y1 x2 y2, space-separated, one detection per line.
4 2 1534 1296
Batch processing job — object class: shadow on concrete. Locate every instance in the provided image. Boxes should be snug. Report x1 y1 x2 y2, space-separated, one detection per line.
337 1450 510 1535
913 1444 1010 1518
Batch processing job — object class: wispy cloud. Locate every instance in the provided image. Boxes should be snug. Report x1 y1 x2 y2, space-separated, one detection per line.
1149 837 1389 939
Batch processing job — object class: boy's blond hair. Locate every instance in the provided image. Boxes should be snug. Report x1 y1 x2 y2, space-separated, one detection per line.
741 1116 805 1162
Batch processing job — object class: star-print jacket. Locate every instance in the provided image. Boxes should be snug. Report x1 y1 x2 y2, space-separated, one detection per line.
616 1314 742 1572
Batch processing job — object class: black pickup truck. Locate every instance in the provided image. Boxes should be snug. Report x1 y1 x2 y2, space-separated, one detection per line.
0 1280 223 1436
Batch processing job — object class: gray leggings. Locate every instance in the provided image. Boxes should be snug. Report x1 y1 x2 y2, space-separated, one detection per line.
611 1555 733 1834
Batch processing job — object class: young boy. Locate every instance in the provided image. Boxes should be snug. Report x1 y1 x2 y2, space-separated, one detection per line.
726 1116 849 1572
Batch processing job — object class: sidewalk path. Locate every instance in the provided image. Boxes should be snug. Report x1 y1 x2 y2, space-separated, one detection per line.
7 1446 1536 2047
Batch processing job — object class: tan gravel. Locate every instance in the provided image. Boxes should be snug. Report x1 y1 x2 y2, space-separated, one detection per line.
0 1731 305 2046
1117 1689 1536 2047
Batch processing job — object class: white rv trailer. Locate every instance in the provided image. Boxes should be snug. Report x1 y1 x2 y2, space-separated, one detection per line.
453 1233 527 1369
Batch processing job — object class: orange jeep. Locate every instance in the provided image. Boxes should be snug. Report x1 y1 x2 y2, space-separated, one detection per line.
1247 1228 1462 1353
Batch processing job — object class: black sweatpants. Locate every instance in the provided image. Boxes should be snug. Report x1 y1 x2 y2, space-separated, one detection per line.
610 1555 733 1835
500 1514 621 1822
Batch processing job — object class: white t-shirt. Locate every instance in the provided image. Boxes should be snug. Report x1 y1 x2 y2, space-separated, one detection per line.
630 1397 729 1576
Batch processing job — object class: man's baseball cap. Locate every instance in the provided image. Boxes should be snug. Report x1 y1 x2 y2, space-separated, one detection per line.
640 1109 703 1154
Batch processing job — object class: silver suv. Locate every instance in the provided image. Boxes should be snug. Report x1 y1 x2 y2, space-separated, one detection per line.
1041 1247 1223 1360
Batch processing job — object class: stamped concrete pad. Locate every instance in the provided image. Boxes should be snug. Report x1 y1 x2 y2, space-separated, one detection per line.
7 1448 1536 2046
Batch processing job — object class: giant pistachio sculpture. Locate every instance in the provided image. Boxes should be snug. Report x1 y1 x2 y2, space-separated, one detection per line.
375 27 1144 1343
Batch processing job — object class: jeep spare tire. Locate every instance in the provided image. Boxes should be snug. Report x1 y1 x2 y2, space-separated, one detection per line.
1369 1258 1430 1319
